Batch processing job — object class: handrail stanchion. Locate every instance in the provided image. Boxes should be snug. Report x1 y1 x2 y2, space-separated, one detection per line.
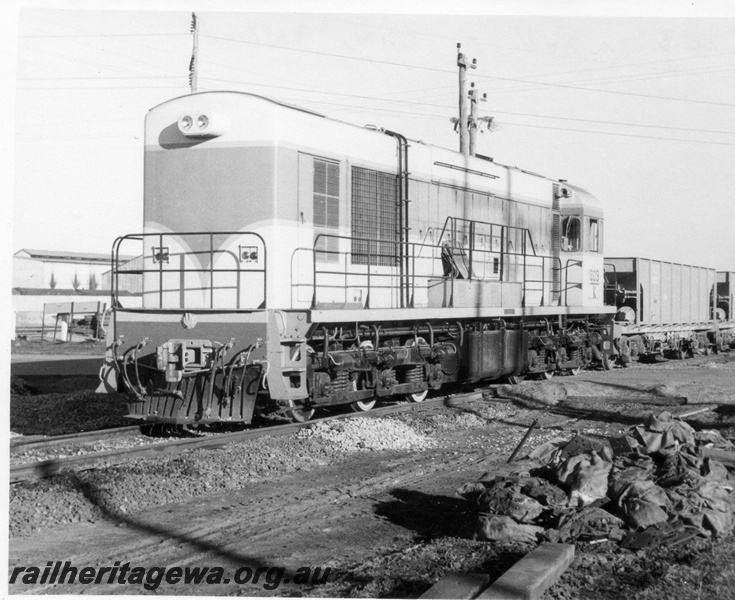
209 233 214 309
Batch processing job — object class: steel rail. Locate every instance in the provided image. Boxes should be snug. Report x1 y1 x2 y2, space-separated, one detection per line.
9 394 483 485
10 426 142 451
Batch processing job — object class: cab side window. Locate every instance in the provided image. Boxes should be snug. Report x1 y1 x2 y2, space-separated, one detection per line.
561 216 581 252
588 218 600 253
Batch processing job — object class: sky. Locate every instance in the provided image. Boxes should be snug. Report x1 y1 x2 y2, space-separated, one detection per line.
6 1 735 271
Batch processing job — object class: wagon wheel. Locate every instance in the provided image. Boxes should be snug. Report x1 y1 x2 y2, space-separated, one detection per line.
507 374 526 385
537 370 555 380
349 372 376 412
566 365 583 376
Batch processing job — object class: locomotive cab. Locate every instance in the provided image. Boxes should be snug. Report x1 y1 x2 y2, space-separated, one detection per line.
557 184 605 308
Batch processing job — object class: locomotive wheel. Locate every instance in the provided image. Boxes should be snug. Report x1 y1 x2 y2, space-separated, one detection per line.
349 373 376 412
407 389 428 403
286 404 315 423
349 400 376 412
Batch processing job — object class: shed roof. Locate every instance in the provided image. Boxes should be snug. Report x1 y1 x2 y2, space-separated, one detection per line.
14 249 136 263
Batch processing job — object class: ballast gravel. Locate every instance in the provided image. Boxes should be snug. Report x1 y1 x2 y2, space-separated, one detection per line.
9 408 495 538
297 417 435 452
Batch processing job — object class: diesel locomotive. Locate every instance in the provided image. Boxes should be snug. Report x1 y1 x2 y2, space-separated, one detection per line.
98 90 628 424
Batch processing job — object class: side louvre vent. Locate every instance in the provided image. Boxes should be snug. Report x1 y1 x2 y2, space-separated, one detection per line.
313 159 340 263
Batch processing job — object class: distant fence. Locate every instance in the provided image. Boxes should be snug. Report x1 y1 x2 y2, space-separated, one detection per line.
15 301 108 342
45 300 107 341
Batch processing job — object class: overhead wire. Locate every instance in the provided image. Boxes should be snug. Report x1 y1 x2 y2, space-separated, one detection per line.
201 35 735 108
197 75 735 137
21 18 190 78
17 20 735 146
496 121 735 147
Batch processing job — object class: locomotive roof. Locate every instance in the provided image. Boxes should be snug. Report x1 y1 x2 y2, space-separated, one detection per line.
150 90 328 119
150 90 596 199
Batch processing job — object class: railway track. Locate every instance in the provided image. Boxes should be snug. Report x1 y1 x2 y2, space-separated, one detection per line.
10 425 142 451
12 354 722 485
9 392 489 485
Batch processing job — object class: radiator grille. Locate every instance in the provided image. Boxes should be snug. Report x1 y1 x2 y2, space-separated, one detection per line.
351 167 398 267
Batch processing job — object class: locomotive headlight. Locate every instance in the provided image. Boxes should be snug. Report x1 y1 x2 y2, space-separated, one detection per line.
178 114 193 131
177 111 229 137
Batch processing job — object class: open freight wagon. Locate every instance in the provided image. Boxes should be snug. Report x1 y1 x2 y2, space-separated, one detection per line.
604 257 727 359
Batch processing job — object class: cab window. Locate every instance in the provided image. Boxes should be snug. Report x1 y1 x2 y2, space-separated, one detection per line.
561 216 581 252
587 218 601 253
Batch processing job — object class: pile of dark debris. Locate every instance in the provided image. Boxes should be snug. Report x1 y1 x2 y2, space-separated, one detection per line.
459 411 735 550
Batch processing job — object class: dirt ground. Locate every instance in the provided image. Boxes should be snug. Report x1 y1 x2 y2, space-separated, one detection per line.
8 353 735 598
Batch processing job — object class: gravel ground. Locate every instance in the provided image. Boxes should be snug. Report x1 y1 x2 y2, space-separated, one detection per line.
297 417 436 452
9 351 735 598
10 369 721 540
5 396 607 542
9 409 508 538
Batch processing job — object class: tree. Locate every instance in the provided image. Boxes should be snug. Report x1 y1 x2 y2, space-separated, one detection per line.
88 273 99 291
72 273 81 290
49 272 57 290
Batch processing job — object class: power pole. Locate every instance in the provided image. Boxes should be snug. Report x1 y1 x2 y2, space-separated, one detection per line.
189 13 199 93
468 83 487 157
457 43 476 155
